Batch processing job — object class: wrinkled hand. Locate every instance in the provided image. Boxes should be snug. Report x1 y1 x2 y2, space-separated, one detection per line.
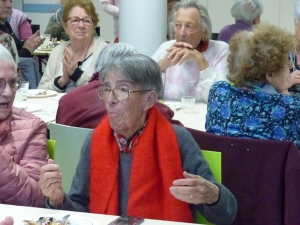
158 41 208 72
22 30 45 54
58 46 78 87
63 46 78 76
288 70 300 88
58 64 71 88
0 217 13 225
39 159 64 208
169 171 220 205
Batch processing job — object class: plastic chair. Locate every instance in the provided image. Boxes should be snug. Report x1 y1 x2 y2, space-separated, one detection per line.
197 150 222 225
47 139 56 160
48 122 92 192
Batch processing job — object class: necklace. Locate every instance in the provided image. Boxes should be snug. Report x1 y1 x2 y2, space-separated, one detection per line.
79 38 93 69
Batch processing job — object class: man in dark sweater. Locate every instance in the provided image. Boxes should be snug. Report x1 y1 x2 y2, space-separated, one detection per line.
0 0 44 57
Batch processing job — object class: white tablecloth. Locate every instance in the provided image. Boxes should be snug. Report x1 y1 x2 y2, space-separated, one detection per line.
16 95 207 131
15 93 65 123
163 101 207 131
0 204 198 225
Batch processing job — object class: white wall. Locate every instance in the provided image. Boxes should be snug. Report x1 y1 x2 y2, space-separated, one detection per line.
14 0 296 43
205 0 295 33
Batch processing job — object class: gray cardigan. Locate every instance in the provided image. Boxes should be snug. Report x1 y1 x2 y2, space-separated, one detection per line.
46 125 237 224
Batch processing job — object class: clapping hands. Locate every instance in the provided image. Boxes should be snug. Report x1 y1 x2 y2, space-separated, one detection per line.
23 31 45 54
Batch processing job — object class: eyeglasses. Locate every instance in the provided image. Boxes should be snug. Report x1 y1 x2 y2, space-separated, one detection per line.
67 17 93 26
0 76 22 93
174 23 197 32
97 85 152 100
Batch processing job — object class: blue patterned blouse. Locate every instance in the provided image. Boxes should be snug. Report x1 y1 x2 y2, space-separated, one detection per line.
205 81 300 149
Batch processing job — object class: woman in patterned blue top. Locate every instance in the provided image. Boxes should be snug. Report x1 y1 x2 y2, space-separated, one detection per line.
206 22 300 149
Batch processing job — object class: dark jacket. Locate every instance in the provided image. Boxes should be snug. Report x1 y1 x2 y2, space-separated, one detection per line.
0 20 31 57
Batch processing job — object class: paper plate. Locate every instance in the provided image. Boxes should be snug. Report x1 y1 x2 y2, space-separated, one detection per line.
20 214 99 225
27 89 57 98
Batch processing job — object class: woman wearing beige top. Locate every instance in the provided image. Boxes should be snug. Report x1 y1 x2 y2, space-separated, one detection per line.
38 0 107 93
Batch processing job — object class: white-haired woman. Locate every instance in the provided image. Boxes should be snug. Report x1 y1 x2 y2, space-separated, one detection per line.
287 0 300 96
218 0 264 43
152 0 229 102
40 53 237 224
0 44 48 207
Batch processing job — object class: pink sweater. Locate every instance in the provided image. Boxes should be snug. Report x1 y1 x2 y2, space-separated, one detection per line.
0 107 48 206
9 8 32 40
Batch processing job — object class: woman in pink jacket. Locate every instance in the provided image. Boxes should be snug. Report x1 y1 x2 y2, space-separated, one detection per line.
0 44 48 207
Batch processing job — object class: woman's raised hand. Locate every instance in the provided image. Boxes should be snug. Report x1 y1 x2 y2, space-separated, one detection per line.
23 30 45 54
39 159 64 208
288 70 300 88
63 46 78 76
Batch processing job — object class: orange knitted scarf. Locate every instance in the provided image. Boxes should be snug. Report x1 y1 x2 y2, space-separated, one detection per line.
90 106 193 222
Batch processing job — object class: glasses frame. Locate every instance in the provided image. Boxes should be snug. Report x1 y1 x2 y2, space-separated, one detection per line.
0 75 22 94
96 86 152 100
67 16 93 26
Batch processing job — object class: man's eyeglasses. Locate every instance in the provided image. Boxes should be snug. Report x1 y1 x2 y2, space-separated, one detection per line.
67 17 93 26
0 76 22 93
97 85 152 100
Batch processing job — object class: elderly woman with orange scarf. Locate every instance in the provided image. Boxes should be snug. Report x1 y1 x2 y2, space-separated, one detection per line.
39 54 236 224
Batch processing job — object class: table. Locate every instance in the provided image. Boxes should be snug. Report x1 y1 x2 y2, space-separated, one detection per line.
24 93 65 123
164 101 207 131
33 49 52 75
21 96 207 131
0 204 198 225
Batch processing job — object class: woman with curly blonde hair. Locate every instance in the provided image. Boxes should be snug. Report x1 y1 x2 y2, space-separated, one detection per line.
206 22 300 149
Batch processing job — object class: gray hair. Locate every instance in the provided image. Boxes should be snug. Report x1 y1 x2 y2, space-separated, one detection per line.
95 43 138 72
0 44 17 71
231 0 264 24
169 0 212 41
294 0 300 23
99 54 163 96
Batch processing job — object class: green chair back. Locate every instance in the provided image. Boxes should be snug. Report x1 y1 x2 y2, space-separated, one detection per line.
48 122 92 192
197 150 222 225
47 139 56 160
201 150 222 183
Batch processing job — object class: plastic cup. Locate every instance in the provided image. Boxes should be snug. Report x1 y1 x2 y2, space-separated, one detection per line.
19 81 29 101
41 34 51 46
42 34 51 41
181 96 196 113
14 90 23 103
